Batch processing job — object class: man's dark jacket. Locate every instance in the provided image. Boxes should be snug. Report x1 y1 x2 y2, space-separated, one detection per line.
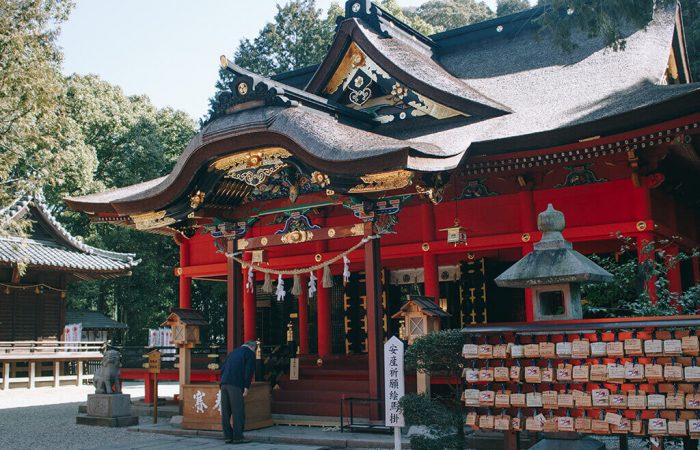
220 345 255 389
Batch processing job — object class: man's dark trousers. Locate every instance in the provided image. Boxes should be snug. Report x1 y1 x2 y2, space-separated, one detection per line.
221 384 245 440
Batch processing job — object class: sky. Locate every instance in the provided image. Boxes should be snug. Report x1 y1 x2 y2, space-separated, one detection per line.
58 1 503 122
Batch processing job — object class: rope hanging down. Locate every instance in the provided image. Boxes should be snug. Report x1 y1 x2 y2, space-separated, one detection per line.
225 234 380 276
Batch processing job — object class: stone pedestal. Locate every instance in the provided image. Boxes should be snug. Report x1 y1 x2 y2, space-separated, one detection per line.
529 436 604 450
76 394 139 427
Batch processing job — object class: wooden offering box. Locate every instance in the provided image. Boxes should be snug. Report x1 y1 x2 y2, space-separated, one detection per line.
181 382 272 431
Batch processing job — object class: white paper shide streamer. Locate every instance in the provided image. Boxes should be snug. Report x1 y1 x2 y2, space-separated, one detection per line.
343 256 351 284
308 271 317 298
246 265 254 293
276 273 286 302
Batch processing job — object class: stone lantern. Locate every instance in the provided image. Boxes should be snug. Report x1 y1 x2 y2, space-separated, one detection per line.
495 204 612 321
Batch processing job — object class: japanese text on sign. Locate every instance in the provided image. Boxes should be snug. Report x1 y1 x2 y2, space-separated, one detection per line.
384 336 405 427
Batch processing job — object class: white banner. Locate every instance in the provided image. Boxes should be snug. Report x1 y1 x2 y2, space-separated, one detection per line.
384 336 405 427
64 323 82 351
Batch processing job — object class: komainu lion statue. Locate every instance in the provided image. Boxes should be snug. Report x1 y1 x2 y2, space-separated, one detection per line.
93 349 121 394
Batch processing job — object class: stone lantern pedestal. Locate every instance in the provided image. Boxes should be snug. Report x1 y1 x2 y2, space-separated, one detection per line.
495 204 611 450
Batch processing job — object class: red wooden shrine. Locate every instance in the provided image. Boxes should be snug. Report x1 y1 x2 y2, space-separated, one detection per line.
66 1 700 418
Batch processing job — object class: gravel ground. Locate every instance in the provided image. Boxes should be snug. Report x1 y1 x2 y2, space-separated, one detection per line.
0 402 174 449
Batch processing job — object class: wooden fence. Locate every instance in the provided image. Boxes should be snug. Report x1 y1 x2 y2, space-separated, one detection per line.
0 341 105 389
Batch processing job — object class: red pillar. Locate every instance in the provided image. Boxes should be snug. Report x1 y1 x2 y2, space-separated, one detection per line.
243 254 256 342
667 245 682 295
315 215 331 357
421 203 439 300
227 240 243 353
519 190 536 322
637 233 657 303
316 271 332 357
298 274 309 355
693 257 700 285
365 236 384 419
179 238 191 309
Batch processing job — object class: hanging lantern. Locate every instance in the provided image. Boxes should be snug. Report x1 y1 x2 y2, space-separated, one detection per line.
440 218 467 246
251 249 265 264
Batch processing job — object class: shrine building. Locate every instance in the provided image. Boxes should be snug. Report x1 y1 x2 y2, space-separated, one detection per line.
66 1 700 418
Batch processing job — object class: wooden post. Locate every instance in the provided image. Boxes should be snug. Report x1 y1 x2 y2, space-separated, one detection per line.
243 253 256 342
179 347 191 393
76 360 83 386
365 236 384 420
53 361 60 387
504 431 519 450
28 361 36 389
227 240 243 353
2 362 9 390
298 274 309 355
693 256 700 285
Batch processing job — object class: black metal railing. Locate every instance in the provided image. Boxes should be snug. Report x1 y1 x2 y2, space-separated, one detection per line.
339 397 389 433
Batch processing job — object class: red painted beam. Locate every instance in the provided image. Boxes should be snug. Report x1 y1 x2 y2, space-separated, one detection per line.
177 220 658 277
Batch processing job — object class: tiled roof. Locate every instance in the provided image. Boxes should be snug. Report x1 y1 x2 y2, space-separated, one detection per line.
0 194 139 274
65 309 128 330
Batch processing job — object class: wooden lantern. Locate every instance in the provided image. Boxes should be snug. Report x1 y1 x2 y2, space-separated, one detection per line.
161 308 208 348
391 295 450 345
440 219 467 246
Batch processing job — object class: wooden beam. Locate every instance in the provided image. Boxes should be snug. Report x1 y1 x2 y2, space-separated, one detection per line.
237 223 368 251
179 220 658 277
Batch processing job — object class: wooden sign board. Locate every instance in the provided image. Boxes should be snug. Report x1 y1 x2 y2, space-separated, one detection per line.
148 350 161 374
384 336 405 427
181 383 272 431
289 357 299 380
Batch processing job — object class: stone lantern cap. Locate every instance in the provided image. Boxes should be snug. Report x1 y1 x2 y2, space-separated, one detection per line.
495 204 613 288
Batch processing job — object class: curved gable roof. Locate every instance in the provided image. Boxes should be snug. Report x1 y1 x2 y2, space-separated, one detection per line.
305 17 511 119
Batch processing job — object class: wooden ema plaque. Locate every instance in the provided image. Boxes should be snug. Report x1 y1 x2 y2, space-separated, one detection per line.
181 383 272 431
462 323 700 440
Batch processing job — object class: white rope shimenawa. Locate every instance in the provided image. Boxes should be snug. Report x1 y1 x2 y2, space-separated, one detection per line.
225 234 379 276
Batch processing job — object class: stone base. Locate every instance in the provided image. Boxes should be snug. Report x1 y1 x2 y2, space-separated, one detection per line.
87 393 132 418
529 437 604 450
76 414 139 427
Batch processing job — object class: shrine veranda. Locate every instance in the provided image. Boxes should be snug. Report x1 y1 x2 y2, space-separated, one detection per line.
65 0 700 434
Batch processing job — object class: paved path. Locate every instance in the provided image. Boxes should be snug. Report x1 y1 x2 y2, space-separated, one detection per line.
0 402 325 450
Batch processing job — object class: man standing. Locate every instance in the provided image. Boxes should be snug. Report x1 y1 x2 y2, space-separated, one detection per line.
220 340 256 444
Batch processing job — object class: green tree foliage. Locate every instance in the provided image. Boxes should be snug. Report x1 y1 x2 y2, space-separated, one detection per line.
0 0 97 227
496 0 530 17
582 235 700 318
401 329 466 449
415 0 495 33
55 74 196 345
233 0 341 77
376 0 436 35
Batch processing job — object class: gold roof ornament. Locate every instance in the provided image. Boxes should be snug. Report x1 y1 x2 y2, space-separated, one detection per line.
349 170 414 193
130 210 176 230
209 147 292 187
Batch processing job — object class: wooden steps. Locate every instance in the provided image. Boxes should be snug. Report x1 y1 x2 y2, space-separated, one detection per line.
272 355 371 418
